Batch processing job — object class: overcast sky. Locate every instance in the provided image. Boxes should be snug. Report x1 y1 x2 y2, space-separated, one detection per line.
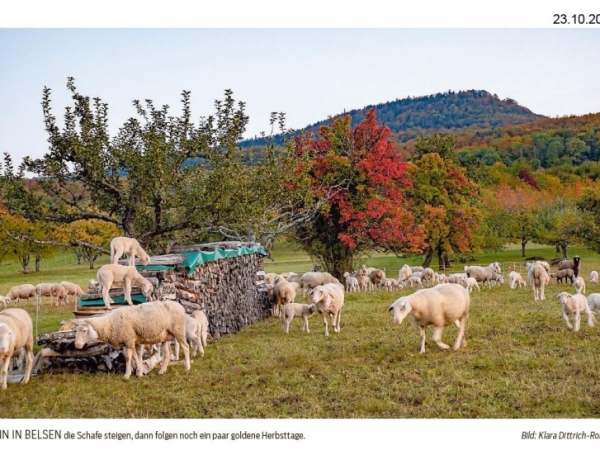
1 28 599 163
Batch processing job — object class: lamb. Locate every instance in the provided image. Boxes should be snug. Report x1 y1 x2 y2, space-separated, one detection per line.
590 271 599 283
88 279 100 290
574 276 586 295
552 269 575 284
488 262 501 274
35 283 68 306
74 300 190 379
587 293 600 313
508 271 527 289
0 308 34 389
387 283 469 354
405 276 423 288
421 268 436 287
96 264 154 310
368 269 386 288
311 283 345 336
281 303 317 334
178 316 204 358
0 296 8 309
6 284 37 305
529 261 550 301
356 275 373 292
342 272 360 293
557 256 582 277
272 279 297 317
557 291 595 332
110 236 151 266
446 273 467 284
191 310 210 350
60 281 85 304
398 264 413 283
461 276 480 292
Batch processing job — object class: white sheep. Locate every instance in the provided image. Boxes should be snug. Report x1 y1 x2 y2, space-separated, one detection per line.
311 283 345 337
0 308 34 389
461 276 480 292
110 236 151 266
96 264 154 310
529 261 550 301
342 272 360 293
281 303 317 334
0 296 8 309
5 284 37 306
35 283 68 306
387 283 470 354
74 300 190 379
272 279 297 317
301 272 342 293
398 264 413 283
356 275 373 292
574 276 586 295
587 293 600 314
191 310 210 350
88 279 100 290
446 273 467 284
436 273 447 284
508 271 527 289
421 268 436 287
368 269 386 288
557 292 595 332
60 281 85 304
405 276 423 288
590 271 599 283
409 266 424 273
465 266 498 289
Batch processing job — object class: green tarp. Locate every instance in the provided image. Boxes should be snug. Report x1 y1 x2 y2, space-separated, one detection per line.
79 294 148 308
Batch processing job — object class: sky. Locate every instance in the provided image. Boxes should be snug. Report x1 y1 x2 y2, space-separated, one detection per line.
1 27 600 163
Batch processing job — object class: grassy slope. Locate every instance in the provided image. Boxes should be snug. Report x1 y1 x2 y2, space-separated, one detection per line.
1 245 600 418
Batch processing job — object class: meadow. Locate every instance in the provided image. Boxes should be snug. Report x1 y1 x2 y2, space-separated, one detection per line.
1 244 600 418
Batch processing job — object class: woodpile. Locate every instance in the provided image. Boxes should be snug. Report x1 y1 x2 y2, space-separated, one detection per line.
28 242 269 376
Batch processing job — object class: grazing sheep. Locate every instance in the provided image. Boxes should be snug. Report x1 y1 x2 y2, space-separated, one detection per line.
527 260 551 275
465 266 498 288
508 271 527 289
35 283 68 306
311 283 345 337
436 273 447 284
273 279 297 317
421 268 436 287
286 273 304 284
446 273 467 284
281 303 317 334
0 296 8 309
300 272 341 291
60 281 85 304
110 236 151 266
356 275 373 292
368 269 386 288
96 264 154 310
590 271 599 283
409 266 424 273
0 308 34 389
557 256 582 277
264 273 278 286
398 264 413 283
461 277 480 292
587 293 600 313
387 283 469 354
557 291 595 332
574 276 586 295
191 310 210 350
529 262 550 301
552 269 575 284
405 276 423 288
343 272 360 293
6 284 37 306
74 301 190 379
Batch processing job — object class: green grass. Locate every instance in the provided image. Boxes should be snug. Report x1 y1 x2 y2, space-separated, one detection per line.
1 245 600 418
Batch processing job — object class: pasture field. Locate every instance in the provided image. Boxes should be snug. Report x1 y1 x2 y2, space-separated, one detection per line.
1 245 600 418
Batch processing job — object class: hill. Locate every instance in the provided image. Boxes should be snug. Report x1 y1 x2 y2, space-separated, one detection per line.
241 90 546 147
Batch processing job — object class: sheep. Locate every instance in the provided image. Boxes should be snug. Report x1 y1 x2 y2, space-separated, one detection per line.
398 264 413 283
368 269 386 288
587 293 600 313
465 266 497 288
379 278 394 292
173 316 203 359
356 275 373 292
405 276 423 288
508 271 527 289
300 271 341 292
489 273 504 287
273 279 297 317
191 310 210 350
0 308 34 389
35 283 68 306
286 273 304 284
96 264 154 310
529 262 550 301
557 291 595 332
446 273 467 284
488 262 501 274
264 273 278 285
409 266 424 273
0 296 8 309
5 284 37 305
421 268 436 287
526 260 551 275
574 276 586 295
387 283 469 354
281 303 317 334
436 273 447 284
461 276 480 292
311 283 345 336
557 256 582 277
74 300 190 379
88 279 100 290
591 271 599 283
60 281 85 304
552 269 575 284
110 236 151 266
342 272 360 293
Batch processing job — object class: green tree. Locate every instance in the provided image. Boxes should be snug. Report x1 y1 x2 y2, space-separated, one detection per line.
535 199 582 259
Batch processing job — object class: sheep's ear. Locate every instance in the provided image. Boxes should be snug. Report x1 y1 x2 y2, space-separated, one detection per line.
387 305 394 313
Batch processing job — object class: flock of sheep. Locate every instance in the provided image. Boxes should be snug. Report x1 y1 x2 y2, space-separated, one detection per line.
0 237 210 390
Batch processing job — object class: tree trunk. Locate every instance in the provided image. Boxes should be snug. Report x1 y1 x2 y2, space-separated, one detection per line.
20 253 30 274
423 248 434 268
74 247 82 265
35 255 41 272
436 247 445 272
521 238 527 258
561 243 568 259
88 254 99 269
